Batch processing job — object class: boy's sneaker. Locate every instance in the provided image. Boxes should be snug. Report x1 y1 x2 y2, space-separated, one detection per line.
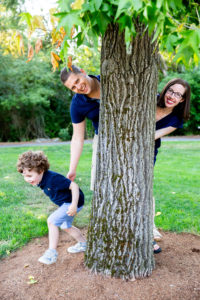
67 242 87 253
38 249 58 265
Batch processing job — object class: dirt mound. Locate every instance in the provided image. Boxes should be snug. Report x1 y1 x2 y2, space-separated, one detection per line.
0 229 199 300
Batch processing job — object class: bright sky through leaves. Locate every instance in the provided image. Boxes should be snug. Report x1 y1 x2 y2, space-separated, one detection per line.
23 0 57 16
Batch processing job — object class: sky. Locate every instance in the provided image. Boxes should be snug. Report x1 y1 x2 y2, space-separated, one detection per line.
23 0 57 16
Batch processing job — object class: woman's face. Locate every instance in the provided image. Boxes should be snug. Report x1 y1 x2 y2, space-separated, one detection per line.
164 84 186 109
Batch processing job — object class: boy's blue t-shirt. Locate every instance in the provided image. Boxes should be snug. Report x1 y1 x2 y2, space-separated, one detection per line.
38 170 84 207
70 75 100 134
154 111 183 162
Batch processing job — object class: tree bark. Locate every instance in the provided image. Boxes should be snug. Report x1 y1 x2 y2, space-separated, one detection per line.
85 23 158 280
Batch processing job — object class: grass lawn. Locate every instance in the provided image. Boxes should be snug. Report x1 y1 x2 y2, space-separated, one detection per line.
154 141 200 234
0 141 199 258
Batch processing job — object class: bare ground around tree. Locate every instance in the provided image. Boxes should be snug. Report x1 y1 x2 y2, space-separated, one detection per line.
0 229 200 300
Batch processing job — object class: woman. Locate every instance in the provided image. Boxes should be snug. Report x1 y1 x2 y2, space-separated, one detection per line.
153 78 191 252
155 78 190 163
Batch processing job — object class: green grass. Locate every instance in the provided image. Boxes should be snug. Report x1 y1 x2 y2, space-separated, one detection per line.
154 141 200 234
0 144 93 258
0 141 199 258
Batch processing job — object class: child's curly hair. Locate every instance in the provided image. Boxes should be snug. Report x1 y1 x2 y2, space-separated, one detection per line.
17 151 50 174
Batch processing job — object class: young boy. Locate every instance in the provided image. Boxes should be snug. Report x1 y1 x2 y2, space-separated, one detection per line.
17 150 86 265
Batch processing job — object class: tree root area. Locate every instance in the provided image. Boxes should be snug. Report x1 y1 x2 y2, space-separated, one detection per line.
0 229 199 300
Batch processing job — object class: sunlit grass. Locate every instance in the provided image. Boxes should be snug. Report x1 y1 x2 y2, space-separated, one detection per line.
0 141 199 258
0 144 93 258
154 141 200 234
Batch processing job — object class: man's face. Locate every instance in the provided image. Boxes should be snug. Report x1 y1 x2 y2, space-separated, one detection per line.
22 169 43 186
64 72 92 95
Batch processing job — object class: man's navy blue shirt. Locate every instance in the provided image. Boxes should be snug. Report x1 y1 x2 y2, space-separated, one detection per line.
38 170 84 207
154 111 183 163
70 75 100 134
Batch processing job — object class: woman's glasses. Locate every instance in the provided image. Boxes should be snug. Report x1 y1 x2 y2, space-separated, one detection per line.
166 88 184 100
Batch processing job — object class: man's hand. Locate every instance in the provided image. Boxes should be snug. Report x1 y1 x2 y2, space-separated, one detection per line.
67 204 77 216
67 170 76 181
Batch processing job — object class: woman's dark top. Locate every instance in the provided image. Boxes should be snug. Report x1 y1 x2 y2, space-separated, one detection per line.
154 111 183 163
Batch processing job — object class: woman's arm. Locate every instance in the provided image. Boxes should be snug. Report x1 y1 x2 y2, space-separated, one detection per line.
155 126 177 140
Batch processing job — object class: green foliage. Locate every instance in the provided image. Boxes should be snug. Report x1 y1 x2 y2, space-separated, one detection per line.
0 2 26 56
56 0 200 67
19 12 33 28
1 0 25 11
0 51 71 141
85 119 95 139
59 120 95 141
158 68 200 134
58 123 73 141
67 45 100 75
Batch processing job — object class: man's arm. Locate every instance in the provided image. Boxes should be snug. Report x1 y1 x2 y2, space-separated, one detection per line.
67 120 85 181
155 126 177 140
67 181 80 216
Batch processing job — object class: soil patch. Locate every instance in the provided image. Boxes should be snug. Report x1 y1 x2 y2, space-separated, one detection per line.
0 230 200 300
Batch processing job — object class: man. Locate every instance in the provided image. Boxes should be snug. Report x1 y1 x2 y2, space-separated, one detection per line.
60 65 100 190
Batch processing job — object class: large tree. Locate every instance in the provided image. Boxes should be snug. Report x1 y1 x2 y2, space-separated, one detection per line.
86 22 158 279
54 0 199 280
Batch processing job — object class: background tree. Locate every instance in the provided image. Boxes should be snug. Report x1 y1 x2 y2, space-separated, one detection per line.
0 50 73 141
0 0 100 141
0 1 25 57
52 0 200 280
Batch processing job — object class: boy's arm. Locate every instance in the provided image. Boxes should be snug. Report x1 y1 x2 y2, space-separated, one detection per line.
67 181 80 216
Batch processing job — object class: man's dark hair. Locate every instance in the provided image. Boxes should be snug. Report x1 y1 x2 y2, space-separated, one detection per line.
60 65 82 84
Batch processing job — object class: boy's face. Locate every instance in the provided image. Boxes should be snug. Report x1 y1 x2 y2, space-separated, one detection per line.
22 169 44 186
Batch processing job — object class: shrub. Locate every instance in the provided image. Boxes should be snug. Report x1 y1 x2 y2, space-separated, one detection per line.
58 124 73 141
0 52 72 141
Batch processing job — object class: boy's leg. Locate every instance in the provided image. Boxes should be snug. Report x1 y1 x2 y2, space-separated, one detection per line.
60 205 86 253
38 204 70 265
48 221 59 249
63 226 86 243
38 221 59 265
65 226 86 253
47 205 70 250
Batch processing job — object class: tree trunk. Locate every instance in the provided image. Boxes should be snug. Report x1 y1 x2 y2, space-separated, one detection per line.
85 23 158 280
